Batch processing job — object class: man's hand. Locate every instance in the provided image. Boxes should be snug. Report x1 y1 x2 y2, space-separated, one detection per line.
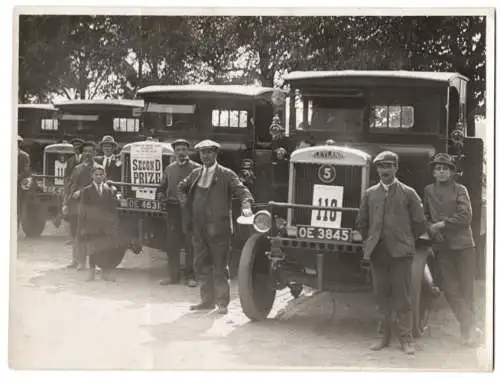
72 190 80 200
62 205 68 216
242 207 253 217
429 221 446 234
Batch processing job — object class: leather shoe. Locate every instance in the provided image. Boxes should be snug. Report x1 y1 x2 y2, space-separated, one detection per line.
189 302 215 311
215 305 228 315
370 337 390 351
67 262 78 269
186 278 197 288
400 341 416 355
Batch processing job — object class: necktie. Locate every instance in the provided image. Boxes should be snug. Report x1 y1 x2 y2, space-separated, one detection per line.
200 169 208 187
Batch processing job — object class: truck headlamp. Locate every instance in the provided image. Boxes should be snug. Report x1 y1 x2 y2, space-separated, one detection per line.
253 210 273 233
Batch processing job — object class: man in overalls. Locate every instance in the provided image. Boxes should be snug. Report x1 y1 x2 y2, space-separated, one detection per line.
178 140 253 315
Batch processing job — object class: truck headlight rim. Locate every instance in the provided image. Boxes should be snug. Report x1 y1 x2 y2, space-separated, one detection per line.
253 210 273 233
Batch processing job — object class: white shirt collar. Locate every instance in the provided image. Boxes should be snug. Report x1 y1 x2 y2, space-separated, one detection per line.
380 178 398 191
204 162 217 173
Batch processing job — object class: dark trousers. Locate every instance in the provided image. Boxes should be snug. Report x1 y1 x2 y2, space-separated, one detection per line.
192 224 230 307
437 246 476 335
166 203 194 281
370 243 413 343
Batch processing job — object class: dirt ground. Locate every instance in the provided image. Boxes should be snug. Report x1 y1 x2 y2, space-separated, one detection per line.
9 223 492 371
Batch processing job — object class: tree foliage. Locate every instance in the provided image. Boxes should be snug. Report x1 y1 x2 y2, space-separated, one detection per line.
18 15 487 116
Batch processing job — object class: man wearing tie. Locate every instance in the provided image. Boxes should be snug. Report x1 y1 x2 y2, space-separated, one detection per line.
356 151 427 355
94 135 121 182
178 140 254 315
77 165 121 282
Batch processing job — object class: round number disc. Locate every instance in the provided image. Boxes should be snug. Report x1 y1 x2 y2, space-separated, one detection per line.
318 164 336 184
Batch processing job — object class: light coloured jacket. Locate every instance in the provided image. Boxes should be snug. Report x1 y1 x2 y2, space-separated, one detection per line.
356 180 427 260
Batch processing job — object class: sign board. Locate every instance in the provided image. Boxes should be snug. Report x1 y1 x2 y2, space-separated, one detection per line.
310 184 344 228
54 160 67 185
130 144 163 199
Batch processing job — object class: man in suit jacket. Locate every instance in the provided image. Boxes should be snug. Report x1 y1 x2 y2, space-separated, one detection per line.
63 141 99 269
178 140 254 315
356 151 426 355
64 138 85 190
158 139 200 287
94 135 121 183
77 165 120 282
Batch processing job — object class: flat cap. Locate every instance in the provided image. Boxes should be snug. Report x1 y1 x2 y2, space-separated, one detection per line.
70 138 85 145
172 139 190 148
429 153 456 170
373 151 399 165
194 139 220 150
99 135 117 146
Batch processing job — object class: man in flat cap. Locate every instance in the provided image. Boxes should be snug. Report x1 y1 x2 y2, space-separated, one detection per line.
356 151 426 354
94 135 121 182
158 139 200 287
423 153 480 347
63 141 99 269
178 139 254 314
64 138 85 187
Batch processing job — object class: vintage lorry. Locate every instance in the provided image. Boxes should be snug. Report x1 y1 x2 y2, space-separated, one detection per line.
19 142 76 236
104 85 286 269
237 70 485 336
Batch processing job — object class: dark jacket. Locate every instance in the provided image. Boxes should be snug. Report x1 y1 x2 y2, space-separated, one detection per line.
178 163 254 237
76 182 120 254
64 160 101 215
18 149 31 182
94 154 122 182
64 154 81 190
423 181 475 249
158 159 200 203
356 179 427 260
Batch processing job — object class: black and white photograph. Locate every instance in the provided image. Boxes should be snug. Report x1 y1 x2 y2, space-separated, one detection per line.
6 5 494 372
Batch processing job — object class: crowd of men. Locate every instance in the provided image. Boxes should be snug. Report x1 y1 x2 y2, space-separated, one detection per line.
17 134 481 354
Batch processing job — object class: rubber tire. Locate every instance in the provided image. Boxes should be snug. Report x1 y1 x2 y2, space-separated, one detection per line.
21 203 46 237
238 233 276 321
411 247 432 338
95 247 127 269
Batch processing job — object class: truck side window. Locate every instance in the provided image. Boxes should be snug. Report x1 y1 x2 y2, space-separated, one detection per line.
212 109 248 128
41 118 59 131
113 118 140 132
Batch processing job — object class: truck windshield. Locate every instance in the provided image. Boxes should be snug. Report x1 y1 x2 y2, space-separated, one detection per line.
143 103 197 130
289 90 365 134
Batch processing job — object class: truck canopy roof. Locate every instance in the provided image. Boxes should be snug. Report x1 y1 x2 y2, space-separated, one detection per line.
18 104 56 111
138 84 282 99
53 99 144 108
284 70 469 83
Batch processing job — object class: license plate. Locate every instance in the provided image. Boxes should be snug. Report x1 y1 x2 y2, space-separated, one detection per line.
120 198 164 211
297 225 352 242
